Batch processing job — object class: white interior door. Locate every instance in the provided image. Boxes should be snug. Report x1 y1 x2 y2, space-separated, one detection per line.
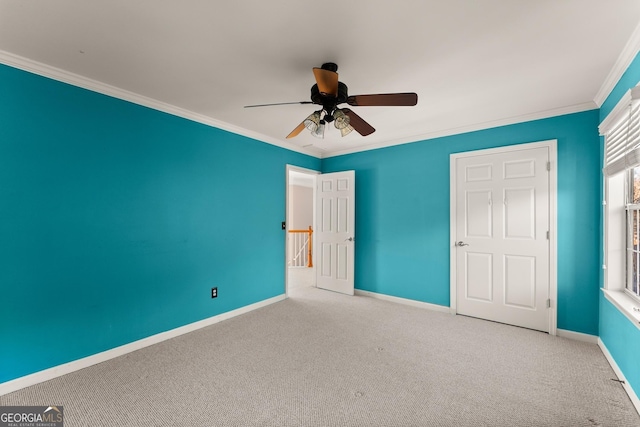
452 144 551 332
316 170 355 295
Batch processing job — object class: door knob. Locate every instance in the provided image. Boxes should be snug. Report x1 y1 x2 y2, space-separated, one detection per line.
345 237 355 242
455 241 469 247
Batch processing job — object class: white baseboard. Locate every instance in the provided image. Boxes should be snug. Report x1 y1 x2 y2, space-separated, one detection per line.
556 328 599 344
0 294 286 396
598 338 640 415
355 289 450 313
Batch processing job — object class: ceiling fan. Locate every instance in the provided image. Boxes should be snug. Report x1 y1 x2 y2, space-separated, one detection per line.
244 63 418 139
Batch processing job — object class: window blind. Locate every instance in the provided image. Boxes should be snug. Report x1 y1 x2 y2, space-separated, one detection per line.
604 97 640 177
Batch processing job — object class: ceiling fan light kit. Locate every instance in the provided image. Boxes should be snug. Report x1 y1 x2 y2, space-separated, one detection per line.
332 108 350 130
312 120 326 139
340 124 354 137
245 62 418 140
304 111 321 131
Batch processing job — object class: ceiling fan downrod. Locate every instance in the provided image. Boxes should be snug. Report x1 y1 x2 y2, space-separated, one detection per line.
320 62 338 72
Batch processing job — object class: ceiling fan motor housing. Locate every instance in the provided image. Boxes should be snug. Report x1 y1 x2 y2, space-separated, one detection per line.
311 82 349 118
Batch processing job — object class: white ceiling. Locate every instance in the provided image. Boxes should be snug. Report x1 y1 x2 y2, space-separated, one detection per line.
1 1 640 158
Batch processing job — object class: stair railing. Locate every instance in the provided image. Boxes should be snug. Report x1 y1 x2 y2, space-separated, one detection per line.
288 226 313 267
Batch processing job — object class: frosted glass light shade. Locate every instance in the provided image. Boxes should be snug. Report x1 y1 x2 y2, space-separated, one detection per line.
304 111 321 132
312 120 326 138
333 109 351 130
340 124 354 137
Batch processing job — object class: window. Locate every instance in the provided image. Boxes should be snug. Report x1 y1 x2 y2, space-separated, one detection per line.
601 85 640 324
627 167 640 298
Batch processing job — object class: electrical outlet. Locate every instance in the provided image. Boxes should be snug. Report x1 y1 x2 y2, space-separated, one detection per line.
211 287 218 298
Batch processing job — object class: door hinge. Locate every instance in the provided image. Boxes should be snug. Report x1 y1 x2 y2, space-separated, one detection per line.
546 231 550 240
546 161 551 171
546 299 551 309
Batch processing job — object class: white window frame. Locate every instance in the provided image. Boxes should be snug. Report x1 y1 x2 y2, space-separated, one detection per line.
625 174 640 299
601 84 640 329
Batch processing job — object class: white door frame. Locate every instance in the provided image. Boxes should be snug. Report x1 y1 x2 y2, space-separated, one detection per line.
449 140 558 335
285 164 320 297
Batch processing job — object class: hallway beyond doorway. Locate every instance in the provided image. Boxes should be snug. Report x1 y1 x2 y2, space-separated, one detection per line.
288 267 315 290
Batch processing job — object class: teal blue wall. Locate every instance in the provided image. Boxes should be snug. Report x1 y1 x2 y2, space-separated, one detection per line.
323 110 601 335
0 64 320 383
600 295 640 393
598 51 640 401
2 51 633 386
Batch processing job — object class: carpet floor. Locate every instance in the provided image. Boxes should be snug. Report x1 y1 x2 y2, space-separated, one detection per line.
1 285 638 426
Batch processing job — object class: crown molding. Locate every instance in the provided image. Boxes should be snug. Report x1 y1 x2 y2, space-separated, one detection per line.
598 85 640 135
0 49 602 161
321 101 597 158
0 50 322 159
594 21 640 107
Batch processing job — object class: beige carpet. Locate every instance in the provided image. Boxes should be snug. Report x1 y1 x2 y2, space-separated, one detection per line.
1 285 638 426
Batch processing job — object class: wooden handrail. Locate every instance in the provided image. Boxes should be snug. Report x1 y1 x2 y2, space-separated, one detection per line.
287 226 313 267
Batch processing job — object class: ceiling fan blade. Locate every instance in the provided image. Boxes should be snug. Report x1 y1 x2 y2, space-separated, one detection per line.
286 121 306 139
346 93 418 107
342 108 375 136
313 68 339 96
244 101 313 108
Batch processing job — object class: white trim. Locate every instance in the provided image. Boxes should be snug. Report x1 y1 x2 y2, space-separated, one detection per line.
549 140 558 336
0 294 286 396
355 289 451 314
449 140 558 335
598 337 640 416
285 165 320 297
321 103 595 158
594 21 640 108
0 49 596 161
602 289 640 331
598 85 640 136
556 329 598 344
450 155 459 314
0 49 322 159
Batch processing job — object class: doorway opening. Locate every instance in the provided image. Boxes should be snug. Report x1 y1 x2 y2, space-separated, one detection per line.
286 166 319 296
